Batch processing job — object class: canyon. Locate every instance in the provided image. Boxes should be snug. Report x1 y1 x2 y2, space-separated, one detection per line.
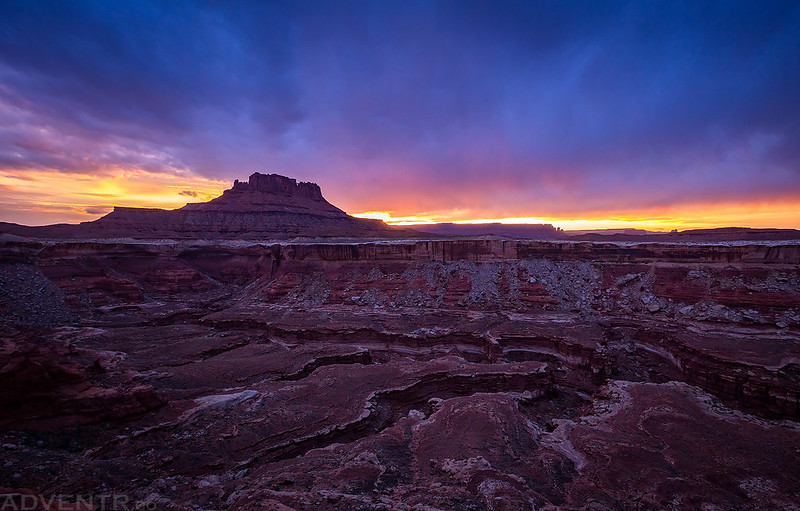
0 175 799 510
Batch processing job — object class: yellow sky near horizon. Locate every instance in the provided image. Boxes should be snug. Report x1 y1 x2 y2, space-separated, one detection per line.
1 169 798 231
353 200 800 231
0 169 228 226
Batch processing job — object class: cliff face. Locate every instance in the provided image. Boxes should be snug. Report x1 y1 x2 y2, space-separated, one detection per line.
231 173 325 199
180 173 345 216
0 173 404 240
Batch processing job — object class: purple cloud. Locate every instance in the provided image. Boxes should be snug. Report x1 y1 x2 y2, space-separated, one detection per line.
0 0 798 220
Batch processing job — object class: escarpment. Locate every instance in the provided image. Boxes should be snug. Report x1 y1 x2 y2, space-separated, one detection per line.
1 231 799 508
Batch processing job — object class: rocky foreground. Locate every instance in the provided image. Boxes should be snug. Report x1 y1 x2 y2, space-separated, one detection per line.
1 238 799 510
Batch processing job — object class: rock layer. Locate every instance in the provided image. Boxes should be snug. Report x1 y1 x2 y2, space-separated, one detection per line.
0 237 799 510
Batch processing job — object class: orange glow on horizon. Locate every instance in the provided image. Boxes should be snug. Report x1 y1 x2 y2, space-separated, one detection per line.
1 169 798 231
353 198 800 231
352 211 438 225
0 169 227 226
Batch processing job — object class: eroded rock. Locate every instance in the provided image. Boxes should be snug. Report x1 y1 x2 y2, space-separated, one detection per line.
0 236 798 510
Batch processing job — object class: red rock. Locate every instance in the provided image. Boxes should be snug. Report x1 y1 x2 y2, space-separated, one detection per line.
0 334 165 431
0 235 798 509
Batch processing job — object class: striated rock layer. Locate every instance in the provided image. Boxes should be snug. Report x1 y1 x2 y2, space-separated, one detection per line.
0 237 799 510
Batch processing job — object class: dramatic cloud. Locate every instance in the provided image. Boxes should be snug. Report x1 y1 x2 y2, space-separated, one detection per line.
0 0 798 227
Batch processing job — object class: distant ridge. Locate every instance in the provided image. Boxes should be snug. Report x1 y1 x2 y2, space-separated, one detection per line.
407 223 800 242
410 222 563 239
0 173 409 240
569 227 800 242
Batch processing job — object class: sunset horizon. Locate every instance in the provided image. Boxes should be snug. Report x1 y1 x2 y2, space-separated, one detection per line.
1 2 798 232
1 169 798 232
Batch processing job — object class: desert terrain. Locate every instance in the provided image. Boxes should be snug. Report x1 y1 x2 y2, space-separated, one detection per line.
1 175 799 510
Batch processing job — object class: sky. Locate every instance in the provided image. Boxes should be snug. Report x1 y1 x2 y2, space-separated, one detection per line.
0 0 798 230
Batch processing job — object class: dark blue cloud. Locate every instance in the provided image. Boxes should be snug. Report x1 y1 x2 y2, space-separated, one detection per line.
0 0 798 216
